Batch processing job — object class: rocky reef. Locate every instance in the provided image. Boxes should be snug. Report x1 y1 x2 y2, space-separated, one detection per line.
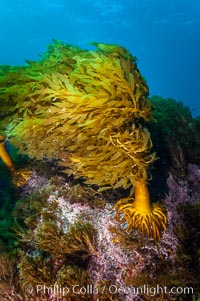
0 159 200 300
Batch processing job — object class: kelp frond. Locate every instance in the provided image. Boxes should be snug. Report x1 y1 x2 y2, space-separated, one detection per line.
0 41 167 239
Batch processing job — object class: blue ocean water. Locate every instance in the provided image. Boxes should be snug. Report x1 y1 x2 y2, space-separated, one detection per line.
1 0 199 116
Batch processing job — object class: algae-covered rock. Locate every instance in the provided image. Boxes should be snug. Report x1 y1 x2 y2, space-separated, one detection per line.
148 96 200 180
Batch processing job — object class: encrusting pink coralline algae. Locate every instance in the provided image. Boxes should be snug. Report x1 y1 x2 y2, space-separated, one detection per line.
18 162 200 301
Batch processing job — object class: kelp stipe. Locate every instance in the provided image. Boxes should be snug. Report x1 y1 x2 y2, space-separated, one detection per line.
0 135 32 187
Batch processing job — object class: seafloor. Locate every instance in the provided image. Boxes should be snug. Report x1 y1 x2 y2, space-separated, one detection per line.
0 149 200 301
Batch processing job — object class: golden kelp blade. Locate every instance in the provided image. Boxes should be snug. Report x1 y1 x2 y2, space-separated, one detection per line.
0 41 166 239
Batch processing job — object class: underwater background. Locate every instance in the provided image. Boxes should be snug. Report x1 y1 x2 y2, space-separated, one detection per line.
0 1 200 301
1 0 200 116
